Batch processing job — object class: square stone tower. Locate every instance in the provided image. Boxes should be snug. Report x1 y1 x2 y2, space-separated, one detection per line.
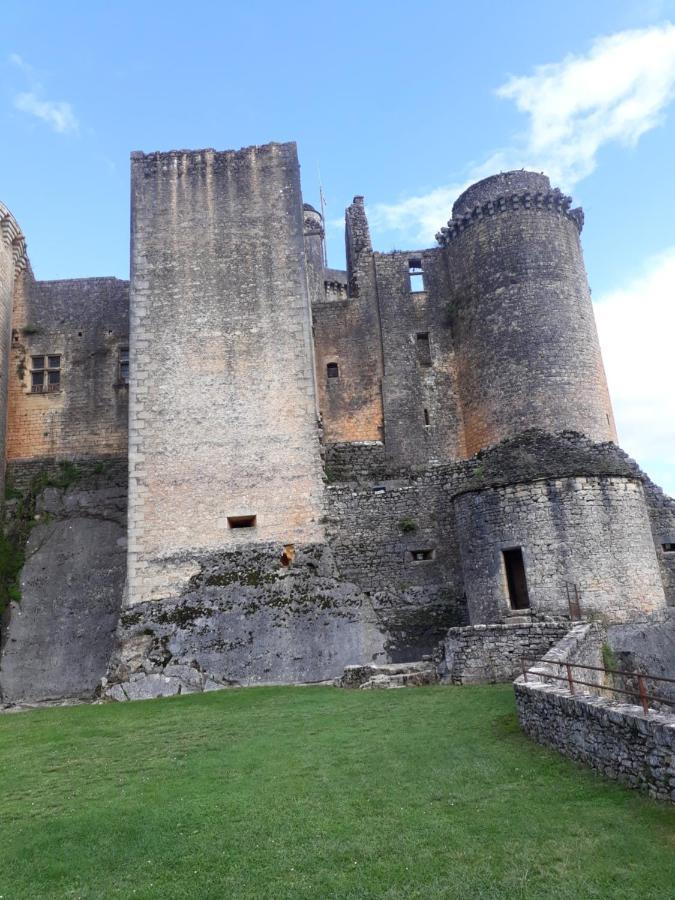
127 143 325 604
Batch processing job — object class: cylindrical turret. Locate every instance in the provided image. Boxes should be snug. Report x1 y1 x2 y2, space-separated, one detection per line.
303 203 325 307
438 171 616 456
0 203 28 487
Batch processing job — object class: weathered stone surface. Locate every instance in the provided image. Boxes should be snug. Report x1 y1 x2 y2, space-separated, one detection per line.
0 487 126 703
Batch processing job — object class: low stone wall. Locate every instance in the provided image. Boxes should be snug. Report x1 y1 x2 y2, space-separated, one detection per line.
515 625 675 802
438 620 571 684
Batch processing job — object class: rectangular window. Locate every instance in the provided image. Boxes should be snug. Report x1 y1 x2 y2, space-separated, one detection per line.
423 408 430 427
119 347 129 384
411 549 434 562
327 362 339 379
227 515 257 529
30 354 60 393
409 259 424 293
416 332 432 367
503 548 530 610
663 543 675 552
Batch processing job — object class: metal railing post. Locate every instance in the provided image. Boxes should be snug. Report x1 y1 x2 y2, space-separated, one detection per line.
637 675 649 715
566 663 575 695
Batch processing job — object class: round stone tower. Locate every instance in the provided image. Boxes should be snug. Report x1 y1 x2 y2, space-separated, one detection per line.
0 202 28 485
437 171 616 457
303 203 325 307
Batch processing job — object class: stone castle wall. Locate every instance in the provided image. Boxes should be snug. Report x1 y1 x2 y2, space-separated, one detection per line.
7 273 128 468
127 144 325 604
312 197 384 444
374 249 465 467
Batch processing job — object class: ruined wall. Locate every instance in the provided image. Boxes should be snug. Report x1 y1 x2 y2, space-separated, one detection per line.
455 475 666 624
312 197 384 443
7 274 128 467
0 203 28 487
128 144 325 603
440 172 616 456
375 249 464 467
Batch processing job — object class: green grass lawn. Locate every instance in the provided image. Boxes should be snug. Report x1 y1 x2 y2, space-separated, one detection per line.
0 685 673 899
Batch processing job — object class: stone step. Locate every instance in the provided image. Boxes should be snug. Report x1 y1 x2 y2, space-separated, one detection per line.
337 662 438 689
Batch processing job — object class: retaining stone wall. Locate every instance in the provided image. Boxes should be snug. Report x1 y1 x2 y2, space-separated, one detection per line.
515 623 675 802
439 620 572 684
515 679 675 802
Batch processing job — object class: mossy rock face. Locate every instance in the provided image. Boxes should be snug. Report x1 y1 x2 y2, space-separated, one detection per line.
105 543 462 694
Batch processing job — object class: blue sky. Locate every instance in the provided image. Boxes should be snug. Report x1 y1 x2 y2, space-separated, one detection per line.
1 0 674 493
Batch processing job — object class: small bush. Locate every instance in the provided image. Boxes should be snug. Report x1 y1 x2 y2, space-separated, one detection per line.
399 517 417 533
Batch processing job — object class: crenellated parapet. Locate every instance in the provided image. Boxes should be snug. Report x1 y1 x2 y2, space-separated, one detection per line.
436 189 584 246
0 201 28 276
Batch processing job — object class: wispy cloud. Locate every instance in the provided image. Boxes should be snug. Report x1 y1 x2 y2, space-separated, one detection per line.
8 53 79 135
371 24 675 244
594 247 675 495
14 92 78 134
498 24 675 186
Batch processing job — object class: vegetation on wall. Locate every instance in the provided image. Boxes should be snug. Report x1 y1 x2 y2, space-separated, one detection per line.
0 462 81 613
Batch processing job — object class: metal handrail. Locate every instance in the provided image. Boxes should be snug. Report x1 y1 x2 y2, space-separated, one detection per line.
520 656 675 715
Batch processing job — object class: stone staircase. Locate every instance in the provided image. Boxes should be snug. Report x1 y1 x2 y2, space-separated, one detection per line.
336 661 438 690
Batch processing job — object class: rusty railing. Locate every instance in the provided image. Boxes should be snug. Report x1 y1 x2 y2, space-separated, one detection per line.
520 656 675 715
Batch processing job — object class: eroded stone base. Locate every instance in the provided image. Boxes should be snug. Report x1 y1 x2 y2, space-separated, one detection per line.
104 543 458 699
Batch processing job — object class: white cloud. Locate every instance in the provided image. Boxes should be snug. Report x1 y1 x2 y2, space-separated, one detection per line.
498 24 675 187
594 248 675 495
13 91 78 135
9 53 79 135
370 24 675 245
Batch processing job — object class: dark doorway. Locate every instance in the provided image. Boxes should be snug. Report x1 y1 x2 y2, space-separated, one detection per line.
502 548 530 610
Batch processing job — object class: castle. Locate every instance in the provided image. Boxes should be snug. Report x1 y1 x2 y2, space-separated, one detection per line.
0 141 673 703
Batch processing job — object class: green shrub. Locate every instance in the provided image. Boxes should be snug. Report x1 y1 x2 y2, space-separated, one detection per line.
399 517 417 533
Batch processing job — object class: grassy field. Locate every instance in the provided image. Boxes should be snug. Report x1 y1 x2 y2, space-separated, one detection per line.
0 685 673 899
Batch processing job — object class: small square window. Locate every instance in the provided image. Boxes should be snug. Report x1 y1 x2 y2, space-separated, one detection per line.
32 356 45 370
327 362 339 379
47 355 61 370
410 549 435 562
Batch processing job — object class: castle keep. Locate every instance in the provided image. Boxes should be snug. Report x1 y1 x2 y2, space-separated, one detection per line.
1 142 673 703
